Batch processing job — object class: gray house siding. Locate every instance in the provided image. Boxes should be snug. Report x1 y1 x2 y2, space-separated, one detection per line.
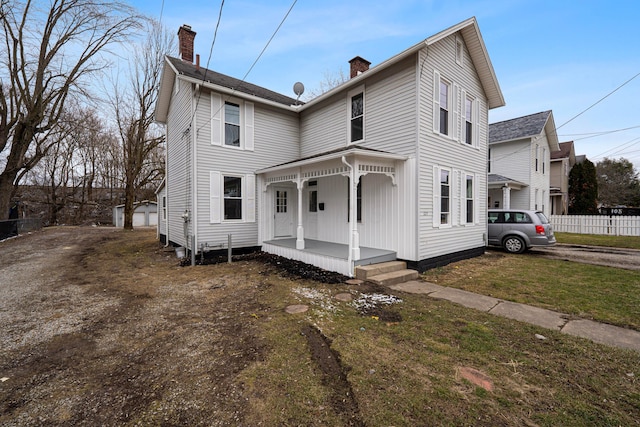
193 90 300 250
417 32 489 264
166 78 195 248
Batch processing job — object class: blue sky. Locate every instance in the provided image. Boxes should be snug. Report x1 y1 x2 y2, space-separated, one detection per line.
132 0 640 169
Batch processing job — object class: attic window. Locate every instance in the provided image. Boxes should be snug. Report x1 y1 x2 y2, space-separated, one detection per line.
455 37 464 66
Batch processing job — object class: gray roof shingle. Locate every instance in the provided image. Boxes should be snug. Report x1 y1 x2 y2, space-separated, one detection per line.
168 56 300 106
489 110 551 144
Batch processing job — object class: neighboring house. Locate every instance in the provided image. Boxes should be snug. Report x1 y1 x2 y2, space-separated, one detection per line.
488 111 560 216
155 18 505 276
113 200 158 227
550 141 576 215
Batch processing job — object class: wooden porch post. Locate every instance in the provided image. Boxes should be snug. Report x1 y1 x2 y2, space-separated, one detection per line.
502 185 511 209
349 160 360 261
296 171 305 249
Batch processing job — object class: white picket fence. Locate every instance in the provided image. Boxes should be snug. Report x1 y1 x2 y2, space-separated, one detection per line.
549 215 640 236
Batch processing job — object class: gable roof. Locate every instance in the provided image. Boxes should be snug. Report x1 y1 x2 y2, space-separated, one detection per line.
156 17 505 123
170 56 299 106
155 56 300 122
489 110 560 151
302 16 505 110
551 141 574 160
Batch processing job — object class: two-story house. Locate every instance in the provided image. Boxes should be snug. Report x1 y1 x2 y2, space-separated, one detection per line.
550 141 576 215
488 111 560 216
155 17 505 276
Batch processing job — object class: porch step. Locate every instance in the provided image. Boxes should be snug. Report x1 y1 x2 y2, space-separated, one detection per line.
355 261 419 287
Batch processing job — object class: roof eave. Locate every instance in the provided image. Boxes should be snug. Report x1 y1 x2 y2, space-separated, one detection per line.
154 57 181 124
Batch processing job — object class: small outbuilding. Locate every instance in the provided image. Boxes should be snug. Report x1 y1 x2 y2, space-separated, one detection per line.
113 200 158 227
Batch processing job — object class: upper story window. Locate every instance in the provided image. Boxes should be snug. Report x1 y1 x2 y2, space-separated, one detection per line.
349 88 364 143
433 71 452 137
464 97 473 145
439 80 450 136
224 102 240 147
211 93 254 151
535 144 539 172
455 36 464 67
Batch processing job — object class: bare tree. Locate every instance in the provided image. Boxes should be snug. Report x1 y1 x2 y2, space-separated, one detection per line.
0 0 141 219
111 20 173 229
303 68 348 100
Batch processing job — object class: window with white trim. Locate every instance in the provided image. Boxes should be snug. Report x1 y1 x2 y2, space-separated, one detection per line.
440 169 450 225
223 176 242 220
464 97 473 145
433 71 453 137
162 196 167 220
535 144 539 171
210 94 254 151
439 80 450 136
465 174 474 223
224 102 240 147
348 87 364 143
209 172 255 223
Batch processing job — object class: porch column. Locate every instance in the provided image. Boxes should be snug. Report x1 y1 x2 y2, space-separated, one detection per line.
296 175 305 250
502 185 511 209
350 167 360 261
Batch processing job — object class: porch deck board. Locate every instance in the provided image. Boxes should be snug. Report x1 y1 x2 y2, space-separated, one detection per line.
263 238 396 266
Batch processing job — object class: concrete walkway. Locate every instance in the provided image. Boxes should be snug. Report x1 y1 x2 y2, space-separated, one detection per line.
389 281 640 353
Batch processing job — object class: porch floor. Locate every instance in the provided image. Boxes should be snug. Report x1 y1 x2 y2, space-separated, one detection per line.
263 238 396 266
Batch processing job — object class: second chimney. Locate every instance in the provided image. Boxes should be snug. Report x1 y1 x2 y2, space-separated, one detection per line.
178 25 196 63
349 56 371 78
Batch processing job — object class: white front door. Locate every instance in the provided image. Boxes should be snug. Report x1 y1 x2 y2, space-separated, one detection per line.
274 187 293 237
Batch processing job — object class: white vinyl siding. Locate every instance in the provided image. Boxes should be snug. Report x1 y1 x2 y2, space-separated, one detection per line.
196 92 299 249
300 56 416 158
419 33 489 262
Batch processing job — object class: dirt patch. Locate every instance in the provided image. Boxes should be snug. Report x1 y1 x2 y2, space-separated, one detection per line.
194 251 350 284
302 324 365 427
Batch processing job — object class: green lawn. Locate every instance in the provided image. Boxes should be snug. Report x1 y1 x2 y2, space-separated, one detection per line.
555 232 640 249
421 251 640 331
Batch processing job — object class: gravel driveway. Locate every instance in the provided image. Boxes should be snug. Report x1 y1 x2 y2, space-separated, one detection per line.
529 244 640 270
0 227 264 426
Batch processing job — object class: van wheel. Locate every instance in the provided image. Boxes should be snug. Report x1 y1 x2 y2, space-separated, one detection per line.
503 236 525 254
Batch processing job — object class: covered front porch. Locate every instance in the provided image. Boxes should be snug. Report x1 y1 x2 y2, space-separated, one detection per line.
263 238 396 277
256 146 408 277
488 173 528 209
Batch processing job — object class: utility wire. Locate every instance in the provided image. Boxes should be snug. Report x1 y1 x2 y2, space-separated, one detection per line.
556 71 640 131
196 0 298 134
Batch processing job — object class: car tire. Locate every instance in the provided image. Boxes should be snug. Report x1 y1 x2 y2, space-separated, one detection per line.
503 235 526 254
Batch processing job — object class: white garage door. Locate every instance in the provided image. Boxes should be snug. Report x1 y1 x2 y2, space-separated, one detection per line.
132 212 146 227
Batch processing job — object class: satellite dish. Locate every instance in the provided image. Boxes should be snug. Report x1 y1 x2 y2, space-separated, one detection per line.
293 82 305 97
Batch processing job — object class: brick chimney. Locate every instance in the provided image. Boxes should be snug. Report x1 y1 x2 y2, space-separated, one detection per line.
178 25 196 63
349 56 371 78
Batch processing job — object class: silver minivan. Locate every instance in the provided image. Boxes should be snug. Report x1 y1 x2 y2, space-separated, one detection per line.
488 209 556 253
